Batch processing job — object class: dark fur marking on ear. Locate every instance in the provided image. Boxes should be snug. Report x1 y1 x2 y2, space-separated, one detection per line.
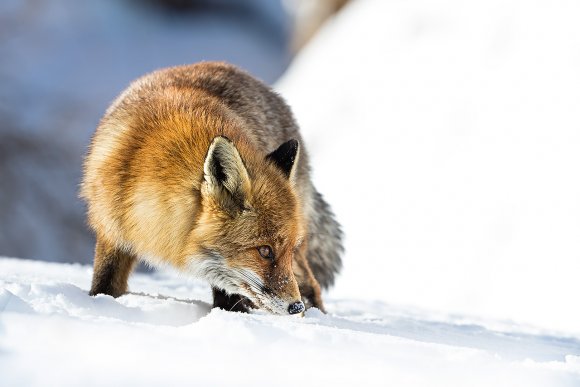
266 139 299 178
210 150 227 184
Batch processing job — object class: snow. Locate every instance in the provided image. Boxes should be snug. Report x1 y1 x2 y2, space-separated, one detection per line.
276 0 580 335
1 257 579 386
2 0 580 385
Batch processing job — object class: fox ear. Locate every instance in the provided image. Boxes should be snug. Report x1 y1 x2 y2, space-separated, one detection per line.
266 139 299 179
203 136 250 212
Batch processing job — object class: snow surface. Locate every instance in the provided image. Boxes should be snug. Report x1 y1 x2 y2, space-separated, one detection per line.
277 0 580 335
2 0 580 385
1 257 579 386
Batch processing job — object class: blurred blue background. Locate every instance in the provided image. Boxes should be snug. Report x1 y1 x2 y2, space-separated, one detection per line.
0 0 345 263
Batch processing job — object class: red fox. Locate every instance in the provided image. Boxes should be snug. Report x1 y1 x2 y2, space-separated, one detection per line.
81 62 342 315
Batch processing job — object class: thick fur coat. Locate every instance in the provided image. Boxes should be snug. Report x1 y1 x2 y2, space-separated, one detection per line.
81 62 342 314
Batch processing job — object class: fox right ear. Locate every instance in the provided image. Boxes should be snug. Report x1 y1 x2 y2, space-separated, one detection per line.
266 139 299 180
203 136 251 213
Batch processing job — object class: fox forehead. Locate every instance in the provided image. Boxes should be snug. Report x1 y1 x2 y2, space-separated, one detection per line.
236 211 304 247
247 175 303 234
211 194 302 254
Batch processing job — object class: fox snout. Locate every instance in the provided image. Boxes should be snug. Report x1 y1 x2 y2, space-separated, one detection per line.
288 301 305 315
258 296 304 316
228 264 301 315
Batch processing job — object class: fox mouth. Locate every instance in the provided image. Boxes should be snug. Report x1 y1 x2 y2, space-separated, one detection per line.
243 287 288 315
233 269 289 315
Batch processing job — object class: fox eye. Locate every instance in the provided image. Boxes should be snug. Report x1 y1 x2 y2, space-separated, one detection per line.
257 245 274 260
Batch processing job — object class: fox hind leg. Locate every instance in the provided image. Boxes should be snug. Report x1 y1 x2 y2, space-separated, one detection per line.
89 239 137 298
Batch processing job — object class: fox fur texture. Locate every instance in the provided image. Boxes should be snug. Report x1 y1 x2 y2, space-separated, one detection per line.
81 62 342 315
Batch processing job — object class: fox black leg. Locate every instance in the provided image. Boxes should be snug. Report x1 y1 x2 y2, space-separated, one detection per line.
89 239 137 297
293 243 326 313
212 287 252 313
298 281 325 313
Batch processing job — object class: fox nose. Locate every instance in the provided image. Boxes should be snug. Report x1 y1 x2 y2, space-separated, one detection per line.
288 301 305 315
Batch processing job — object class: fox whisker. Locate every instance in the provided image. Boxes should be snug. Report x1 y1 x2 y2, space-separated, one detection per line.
228 296 245 312
232 268 289 313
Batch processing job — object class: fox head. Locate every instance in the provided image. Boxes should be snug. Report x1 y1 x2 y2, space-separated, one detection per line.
191 136 306 315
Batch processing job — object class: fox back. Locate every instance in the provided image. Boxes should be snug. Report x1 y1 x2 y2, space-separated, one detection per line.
81 62 342 314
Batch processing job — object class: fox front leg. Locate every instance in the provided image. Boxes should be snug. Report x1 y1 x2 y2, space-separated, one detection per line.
89 238 137 298
293 243 325 313
211 287 255 313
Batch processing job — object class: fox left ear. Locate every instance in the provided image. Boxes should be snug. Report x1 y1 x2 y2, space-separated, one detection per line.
203 136 251 214
266 139 299 180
